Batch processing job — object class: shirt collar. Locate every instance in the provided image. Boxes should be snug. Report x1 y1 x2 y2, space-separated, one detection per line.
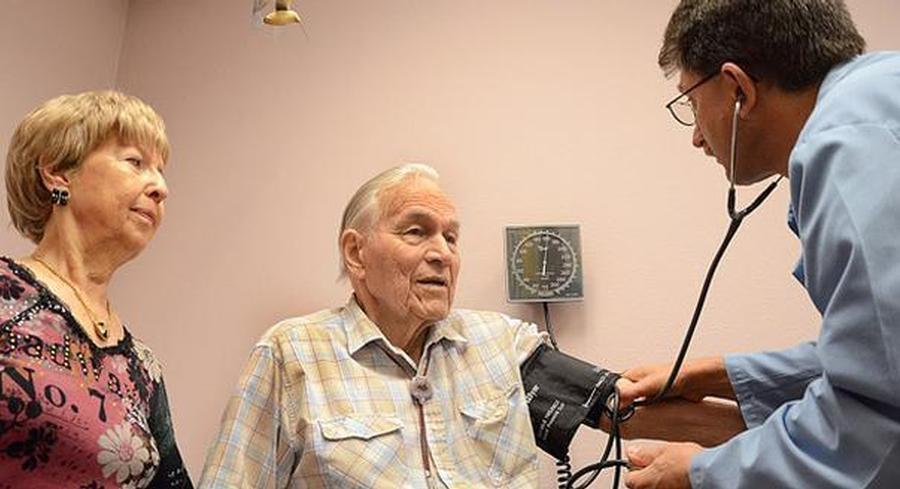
786 204 806 285
343 295 468 356
343 295 388 355
429 314 468 347
786 204 799 237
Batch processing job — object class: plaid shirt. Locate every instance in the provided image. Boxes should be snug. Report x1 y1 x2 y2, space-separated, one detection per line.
200 297 545 488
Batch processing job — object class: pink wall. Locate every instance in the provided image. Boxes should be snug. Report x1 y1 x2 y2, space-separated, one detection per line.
3 0 898 485
0 0 129 256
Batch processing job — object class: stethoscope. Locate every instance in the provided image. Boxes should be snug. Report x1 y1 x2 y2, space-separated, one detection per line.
566 98 783 488
638 96 784 409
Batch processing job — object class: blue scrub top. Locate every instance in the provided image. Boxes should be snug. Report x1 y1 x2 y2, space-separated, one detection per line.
691 52 900 488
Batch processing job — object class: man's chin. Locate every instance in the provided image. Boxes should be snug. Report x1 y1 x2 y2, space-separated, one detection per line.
733 170 777 186
426 309 451 322
413 302 451 322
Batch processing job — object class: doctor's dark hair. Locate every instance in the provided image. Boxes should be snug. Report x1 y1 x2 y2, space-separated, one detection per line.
659 0 865 91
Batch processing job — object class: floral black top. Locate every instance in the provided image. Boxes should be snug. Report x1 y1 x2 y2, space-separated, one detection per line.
0 257 193 488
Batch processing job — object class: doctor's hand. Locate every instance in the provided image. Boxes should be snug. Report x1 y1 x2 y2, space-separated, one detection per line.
618 356 734 407
625 441 702 489
597 378 638 427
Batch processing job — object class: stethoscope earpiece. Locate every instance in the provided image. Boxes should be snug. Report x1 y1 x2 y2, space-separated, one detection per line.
729 97 741 194
727 93 781 220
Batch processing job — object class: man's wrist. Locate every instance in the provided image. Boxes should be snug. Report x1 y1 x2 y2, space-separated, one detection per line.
684 357 734 400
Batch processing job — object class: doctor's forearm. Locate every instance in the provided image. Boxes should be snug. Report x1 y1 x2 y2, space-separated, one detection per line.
684 356 737 401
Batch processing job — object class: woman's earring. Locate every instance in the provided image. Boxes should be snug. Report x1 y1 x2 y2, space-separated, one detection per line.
50 188 70 206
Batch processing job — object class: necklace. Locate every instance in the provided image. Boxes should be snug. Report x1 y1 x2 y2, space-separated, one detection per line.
31 256 112 341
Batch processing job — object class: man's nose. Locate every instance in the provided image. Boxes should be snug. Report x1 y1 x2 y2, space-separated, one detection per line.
692 125 705 149
425 236 453 264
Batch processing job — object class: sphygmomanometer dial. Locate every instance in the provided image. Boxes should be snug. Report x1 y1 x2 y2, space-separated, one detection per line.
505 225 583 302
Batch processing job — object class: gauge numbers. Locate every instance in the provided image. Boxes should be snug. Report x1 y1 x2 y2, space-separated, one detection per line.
505 225 583 302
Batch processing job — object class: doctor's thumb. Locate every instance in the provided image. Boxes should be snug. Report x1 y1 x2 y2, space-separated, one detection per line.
627 443 662 468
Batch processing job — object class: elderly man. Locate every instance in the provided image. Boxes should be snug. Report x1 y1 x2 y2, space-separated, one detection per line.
618 1 900 488
199 164 620 488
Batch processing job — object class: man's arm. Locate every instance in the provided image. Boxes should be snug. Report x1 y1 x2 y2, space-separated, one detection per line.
199 344 298 489
618 356 736 405
508 316 620 459
614 343 822 449
616 397 746 448
618 343 821 435
723 342 821 427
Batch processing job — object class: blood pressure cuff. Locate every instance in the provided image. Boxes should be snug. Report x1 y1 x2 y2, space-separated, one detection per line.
520 343 620 460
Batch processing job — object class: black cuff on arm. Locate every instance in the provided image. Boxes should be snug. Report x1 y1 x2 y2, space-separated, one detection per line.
520 343 620 460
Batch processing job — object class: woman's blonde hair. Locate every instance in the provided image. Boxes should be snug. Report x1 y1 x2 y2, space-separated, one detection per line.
5 90 169 243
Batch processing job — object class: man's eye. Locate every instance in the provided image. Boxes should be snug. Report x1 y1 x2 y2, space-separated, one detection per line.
445 234 458 245
404 227 424 236
126 157 142 167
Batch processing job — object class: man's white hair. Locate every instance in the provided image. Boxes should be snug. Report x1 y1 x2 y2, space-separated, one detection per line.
338 163 440 276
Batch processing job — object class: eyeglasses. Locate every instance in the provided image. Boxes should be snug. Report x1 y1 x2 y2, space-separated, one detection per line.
665 72 718 127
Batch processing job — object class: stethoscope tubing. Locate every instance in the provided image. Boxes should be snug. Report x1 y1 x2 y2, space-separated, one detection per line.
569 97 784 489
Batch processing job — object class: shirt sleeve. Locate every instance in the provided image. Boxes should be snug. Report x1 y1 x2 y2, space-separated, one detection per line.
505 314 619 460
507 314 548 364
148 377 194 488
199 343 299 489
691 122 900 488
724 342 822 427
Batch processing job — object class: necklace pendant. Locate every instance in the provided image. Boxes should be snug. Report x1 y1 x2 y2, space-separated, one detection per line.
95 321 110 341
31 256 114 344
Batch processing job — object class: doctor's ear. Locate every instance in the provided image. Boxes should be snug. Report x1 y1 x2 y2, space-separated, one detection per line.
721 62 757 118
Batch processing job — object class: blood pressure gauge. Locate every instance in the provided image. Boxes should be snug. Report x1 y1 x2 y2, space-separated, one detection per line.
505 225 584 302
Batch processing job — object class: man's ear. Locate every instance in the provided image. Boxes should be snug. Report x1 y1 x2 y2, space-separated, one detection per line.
340 229 366 279
721 62 758 119
38 157 72 192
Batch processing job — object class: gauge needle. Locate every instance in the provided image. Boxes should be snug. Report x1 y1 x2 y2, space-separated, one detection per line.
541 244 549 277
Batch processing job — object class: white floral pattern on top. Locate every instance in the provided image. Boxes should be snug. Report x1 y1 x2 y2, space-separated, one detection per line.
97 422 152 486
133 339 163 383
137 434 160 488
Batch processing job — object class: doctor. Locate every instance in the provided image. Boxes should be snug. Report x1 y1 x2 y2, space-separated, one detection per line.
619 1 900 488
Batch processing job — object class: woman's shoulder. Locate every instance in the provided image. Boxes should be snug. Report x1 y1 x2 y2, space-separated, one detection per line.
129 334 165 385
0 256 42 323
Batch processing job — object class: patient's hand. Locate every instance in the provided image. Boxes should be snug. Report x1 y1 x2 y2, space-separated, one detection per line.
617 397 745 448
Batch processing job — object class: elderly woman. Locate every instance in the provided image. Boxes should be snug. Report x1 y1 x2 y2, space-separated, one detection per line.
1 91 192 488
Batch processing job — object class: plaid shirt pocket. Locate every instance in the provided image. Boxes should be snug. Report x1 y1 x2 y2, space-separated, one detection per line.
459 383 538 486
315 415 406 487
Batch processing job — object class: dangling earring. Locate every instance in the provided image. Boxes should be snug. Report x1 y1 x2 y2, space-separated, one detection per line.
50 188 70 206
